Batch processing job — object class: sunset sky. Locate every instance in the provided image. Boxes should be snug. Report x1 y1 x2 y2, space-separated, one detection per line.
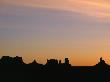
1 0 110 66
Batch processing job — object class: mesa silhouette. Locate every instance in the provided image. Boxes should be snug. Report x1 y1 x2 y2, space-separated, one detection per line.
0 56 110 82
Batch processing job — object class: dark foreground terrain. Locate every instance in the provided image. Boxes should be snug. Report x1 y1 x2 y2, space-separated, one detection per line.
0 56 110 82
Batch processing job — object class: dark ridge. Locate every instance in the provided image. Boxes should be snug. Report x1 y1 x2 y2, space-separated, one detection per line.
0 56 110 82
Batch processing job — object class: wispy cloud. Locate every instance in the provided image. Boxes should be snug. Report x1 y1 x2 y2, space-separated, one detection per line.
1 0 110 18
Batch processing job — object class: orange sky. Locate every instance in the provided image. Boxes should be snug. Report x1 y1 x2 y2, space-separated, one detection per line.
1 0 110 66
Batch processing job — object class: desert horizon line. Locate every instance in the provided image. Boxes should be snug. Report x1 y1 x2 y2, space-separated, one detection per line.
0 55 108 66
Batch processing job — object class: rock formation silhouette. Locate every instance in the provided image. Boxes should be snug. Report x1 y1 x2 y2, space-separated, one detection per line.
0 56 110 82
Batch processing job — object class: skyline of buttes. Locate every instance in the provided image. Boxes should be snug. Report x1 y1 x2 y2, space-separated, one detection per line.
1 0 110 66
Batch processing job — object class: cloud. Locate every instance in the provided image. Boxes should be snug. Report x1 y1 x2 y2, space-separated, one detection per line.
1 0 110 18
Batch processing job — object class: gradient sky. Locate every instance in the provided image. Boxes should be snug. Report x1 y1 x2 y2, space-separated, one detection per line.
1 0 110 66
